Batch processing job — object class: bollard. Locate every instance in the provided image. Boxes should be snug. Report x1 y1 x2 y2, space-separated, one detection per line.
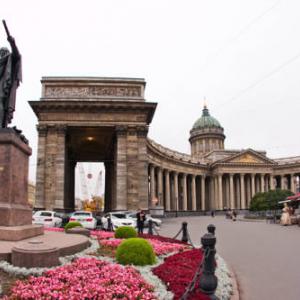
199 232 218 298
181 222 188 243
148 219 154 235
207 224 216 235
107 217 113 232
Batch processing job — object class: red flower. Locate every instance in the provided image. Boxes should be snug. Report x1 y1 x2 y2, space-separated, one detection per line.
152 249 210 300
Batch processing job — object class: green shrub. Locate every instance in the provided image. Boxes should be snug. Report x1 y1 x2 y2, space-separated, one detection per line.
250 189 293 211
116 238 156 266
115 226 137 239
64 221 83 231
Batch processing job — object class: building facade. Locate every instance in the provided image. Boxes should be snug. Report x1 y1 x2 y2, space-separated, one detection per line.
30 77 300 212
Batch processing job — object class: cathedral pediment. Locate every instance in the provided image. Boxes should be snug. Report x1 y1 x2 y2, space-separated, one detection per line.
213 149 276 165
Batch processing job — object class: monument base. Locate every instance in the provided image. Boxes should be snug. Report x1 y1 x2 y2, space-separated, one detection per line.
0 128 33 226
0 224 44 241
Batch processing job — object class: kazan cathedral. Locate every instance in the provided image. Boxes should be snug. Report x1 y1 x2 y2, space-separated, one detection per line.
147 105 300 213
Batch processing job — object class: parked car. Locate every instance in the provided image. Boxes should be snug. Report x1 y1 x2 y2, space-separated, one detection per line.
101 212 136 230
32 210 62 228
69 211 97 229
124 211 162 227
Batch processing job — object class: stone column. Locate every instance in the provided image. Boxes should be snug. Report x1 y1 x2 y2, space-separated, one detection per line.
270 174 275 190
214 176 218 210
35 125 47 209
201 175 206 211
229 174 235 209
218 174 223 210
127 127 139 209
54 125 66 210
44 125 65 210
225 176 230 209
174 172 179 211
290 174 295 193
251 174 255 198
150 165 156 205
165 170 171 211
246 176 251 207
158 168 163 206
115 126 127 210
182 174 188 211
265 175 269 192
191 175 196 211
260 174 265 193
240 174 246 209
137 126 149 209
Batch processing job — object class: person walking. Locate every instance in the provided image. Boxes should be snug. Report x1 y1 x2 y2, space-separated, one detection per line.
232 210 237 221
136 209 146 234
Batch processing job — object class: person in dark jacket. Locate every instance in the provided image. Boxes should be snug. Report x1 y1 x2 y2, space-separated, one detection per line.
136 209 146 234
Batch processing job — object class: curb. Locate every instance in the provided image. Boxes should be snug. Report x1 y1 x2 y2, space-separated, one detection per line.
228 264 240 300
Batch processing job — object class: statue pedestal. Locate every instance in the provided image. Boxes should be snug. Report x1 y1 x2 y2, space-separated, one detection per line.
0 128 43 240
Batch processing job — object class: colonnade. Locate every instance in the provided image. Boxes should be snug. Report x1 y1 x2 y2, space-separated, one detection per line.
148 164 300 211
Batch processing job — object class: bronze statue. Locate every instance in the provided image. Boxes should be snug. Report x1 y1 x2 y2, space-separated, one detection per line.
0 20 22 128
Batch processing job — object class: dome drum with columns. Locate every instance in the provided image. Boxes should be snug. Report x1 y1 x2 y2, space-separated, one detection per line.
189 106 225 158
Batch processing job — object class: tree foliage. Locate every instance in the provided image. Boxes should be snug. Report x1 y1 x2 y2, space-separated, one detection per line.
249 189 293 211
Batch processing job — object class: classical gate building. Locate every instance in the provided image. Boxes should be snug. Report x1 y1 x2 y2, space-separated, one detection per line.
30 77 300 213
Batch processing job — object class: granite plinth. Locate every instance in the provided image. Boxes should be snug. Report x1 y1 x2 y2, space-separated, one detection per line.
12 239 59 268
0 224 44 241
0 128 32 226
66 227 91 237
0 231 90 264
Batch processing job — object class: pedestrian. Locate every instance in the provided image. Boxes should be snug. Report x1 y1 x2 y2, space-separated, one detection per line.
232 210 237 221
211 210 215 217
136 209 146 234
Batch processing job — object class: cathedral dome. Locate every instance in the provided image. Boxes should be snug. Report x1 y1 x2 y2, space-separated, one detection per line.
189 105 225 157
192 105 222 130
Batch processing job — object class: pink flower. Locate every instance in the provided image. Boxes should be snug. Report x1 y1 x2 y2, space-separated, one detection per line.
5 257 157 299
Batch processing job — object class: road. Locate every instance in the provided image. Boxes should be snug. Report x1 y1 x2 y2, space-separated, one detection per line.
158 216 300 300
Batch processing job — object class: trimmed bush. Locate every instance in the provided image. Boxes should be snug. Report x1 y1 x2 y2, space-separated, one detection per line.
64 221 83 231
115 226 137 239
116 238 156 266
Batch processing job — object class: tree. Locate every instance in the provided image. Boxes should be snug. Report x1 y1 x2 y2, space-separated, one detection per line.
249 189 293 211
249 192 268 211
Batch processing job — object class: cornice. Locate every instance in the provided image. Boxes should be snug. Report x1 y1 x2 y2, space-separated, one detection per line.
147 139 208 170
29 100 157 124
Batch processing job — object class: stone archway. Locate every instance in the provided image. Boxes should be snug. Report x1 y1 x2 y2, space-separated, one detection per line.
30 77 157 212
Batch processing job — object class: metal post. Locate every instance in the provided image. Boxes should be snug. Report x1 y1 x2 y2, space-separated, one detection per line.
148 219 154 235
199 232 218 298
181 222 188 242
207 224 216 235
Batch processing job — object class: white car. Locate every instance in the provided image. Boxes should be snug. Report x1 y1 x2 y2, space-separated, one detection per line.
32 211 62 228
69 211 97 229
101 212 136 230
125 212 162 227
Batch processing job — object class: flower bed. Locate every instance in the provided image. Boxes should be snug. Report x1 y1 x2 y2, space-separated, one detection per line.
2 258 157 300
0 229 233 299
99 237 187 256
153 249 210 300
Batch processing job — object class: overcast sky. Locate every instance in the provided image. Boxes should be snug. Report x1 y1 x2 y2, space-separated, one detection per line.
2 0 300 190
